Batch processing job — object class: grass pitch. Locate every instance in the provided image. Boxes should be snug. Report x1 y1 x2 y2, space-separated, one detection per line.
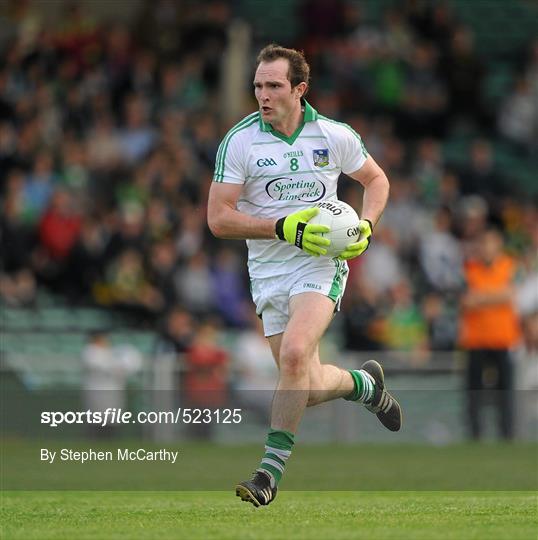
2 441 537 490
2 491 536 540
2 443 537 538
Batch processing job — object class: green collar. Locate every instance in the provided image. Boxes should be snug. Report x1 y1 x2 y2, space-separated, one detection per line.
259 99 318 145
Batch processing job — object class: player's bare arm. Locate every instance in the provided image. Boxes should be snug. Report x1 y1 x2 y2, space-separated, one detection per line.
207 182 277 240
348 154 390 228
208 182 329 256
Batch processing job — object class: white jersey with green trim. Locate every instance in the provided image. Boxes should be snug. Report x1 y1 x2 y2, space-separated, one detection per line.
213 101 368 279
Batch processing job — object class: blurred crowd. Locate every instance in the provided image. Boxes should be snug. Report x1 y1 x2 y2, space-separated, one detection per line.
1 0 537 361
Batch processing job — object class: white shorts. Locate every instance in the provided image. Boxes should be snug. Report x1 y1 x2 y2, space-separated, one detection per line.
250 258 349 337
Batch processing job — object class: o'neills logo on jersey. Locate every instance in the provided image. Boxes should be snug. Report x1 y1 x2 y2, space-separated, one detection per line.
265 177 326 202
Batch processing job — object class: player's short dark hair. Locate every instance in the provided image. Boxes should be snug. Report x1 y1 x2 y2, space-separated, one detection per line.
256 44 310 91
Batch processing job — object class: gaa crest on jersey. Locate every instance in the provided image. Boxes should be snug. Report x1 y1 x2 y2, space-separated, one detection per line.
313 149 329 168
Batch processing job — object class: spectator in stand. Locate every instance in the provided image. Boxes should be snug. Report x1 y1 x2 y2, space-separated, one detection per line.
372 66 403 116
65 218 109 303
444 26 487 129
145 197 176 243
12 118 41 173
35 84 62 147
422 292 458 351
24 150 56 223
86 112 123 173
179 0 230 86
158 63 188 113
118 94 157 165
133 0 183 59
383 278 429 358
59 139 90 201
147 238 180 313
38 189 82 261
102 23 133 111
82 330 142 439
427 2 458 58
361 226 404 295
342 273 387 352
183 318 229 439
0 121 18 182
129 49 159 103
382 178 427 257
158 56 207 112
211 247 250 328
457 195 489 260
174 250 215 318
419 206 464 294
155 306 197 394
404 0 435 42
95 247 163 322
63 85 91 137
157 306 196 357
234 313 279 421
53 2 101 71
381 7 414 60
0 183 37 306
437 169 461 212
34 189 81 293
459 140 507 203
459 227 521 440
0 71 15 124
298 0 348 45
0 266 36 307
412 138 445 207
398 42 448 138
190 112 220 169
498 75 537 154
0 170 35 264
378 134 407 178
175 205 206 257
105 205 147 260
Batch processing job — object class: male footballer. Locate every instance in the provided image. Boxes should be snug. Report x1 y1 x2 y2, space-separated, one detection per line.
207 44 401 507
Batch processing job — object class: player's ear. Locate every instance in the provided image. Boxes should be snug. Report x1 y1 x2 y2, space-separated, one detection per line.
294 82 307 99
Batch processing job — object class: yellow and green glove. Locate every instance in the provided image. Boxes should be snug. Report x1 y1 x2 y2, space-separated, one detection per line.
338 219 373 261
275 207 330 257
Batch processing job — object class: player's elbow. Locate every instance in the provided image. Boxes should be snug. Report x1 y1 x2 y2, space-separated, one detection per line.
207 213 226 238
376 171 390 193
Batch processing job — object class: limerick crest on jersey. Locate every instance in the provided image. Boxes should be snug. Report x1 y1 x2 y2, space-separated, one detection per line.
313 149 329 167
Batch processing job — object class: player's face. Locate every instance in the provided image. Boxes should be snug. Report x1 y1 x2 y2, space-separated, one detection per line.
254 59 301 129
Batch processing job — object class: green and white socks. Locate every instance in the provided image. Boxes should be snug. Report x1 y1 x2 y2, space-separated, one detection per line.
258 372 374 487
345 369 376 404
258 429 294 487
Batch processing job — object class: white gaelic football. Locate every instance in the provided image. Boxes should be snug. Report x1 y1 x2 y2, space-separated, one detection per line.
309 200 361 258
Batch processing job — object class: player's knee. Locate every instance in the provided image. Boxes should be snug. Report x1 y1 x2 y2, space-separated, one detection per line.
279 342 310 378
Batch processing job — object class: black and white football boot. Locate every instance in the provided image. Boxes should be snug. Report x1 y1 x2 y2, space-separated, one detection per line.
360 359 402 432
236 469 277 507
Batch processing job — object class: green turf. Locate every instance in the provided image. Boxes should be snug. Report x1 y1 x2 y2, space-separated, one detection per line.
1 491 536 540
2 440 537 490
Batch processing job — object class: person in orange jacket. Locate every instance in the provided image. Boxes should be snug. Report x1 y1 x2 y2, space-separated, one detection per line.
459 227 521 440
